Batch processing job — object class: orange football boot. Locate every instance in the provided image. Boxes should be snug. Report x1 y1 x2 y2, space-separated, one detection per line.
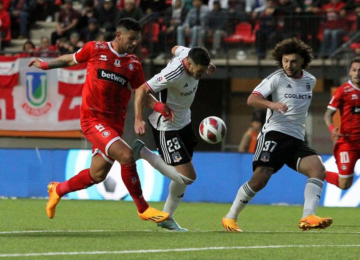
46 182 61 219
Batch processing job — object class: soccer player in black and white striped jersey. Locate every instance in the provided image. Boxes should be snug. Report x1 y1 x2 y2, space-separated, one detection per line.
222 38 333 232
133 45 216 231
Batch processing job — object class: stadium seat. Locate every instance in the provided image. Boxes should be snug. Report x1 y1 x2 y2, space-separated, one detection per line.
224 22 254 44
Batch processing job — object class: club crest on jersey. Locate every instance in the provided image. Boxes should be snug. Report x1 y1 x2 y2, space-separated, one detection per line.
260 152 270 162
306 83 310 91
128 64 134 71
99 55 108 61
22 72 52 117
157 77 163 82
352 94 358 100
114 59 121 67
172 152 182 163
102 130 110 137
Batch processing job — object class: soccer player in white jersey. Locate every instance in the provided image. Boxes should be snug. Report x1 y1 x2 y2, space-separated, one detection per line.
133 46 216 231
222 38 333 232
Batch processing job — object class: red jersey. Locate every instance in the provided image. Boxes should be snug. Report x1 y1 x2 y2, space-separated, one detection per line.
328 81 360 140
74 41 145 129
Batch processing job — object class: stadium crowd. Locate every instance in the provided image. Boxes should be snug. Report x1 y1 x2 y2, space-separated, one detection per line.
0 0 360 58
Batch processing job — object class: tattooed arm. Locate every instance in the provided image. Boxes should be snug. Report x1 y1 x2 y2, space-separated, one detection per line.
28 54 77 70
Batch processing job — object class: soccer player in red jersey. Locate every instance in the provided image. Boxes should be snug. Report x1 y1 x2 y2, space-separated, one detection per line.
28 18 170 223
324 57 360 190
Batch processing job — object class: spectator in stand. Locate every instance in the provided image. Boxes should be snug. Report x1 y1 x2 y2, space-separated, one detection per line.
298 0 322 56
97 0 117 33
36 36 58 57
172 0 193 10
51 0 80 46
1 0 10 11
246 0 267 21
116 0 144 23
319 0 347 59
255 0 279 59
177 0 210 48
0 0 11 49
199 0 229 57
68 32 84 53
228 0 247 32
275 0 302 39
77 0 98 31
18 40 36 57
156 0 188 59
9 0 37 39
139 0 167 16
117 0 140 10
35 0 56 22
57 36 71 55
208 0 228 10
81 17 101 42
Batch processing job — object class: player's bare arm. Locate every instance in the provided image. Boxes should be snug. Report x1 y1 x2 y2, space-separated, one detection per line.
171 45 180 55
324 108 342 140
28 54 77 69
247 93 288 113
134 84 149 136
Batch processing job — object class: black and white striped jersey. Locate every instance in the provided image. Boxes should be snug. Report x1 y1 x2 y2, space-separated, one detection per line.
252 69 316 141
146 46 199 131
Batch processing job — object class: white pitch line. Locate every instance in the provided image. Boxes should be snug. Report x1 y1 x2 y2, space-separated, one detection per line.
0 245 360 258
0 229 359 234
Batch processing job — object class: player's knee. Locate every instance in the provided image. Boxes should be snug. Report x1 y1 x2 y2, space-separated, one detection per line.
90 170 108 183
117 151 133 164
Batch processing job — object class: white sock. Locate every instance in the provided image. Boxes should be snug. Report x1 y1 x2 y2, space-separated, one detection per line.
225 182 256 220
163 181 187 218
303 178 323 218
140 146 194 184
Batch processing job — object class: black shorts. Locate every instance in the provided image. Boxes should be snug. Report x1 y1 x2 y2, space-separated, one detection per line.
150 122 198 166
253 131 318 173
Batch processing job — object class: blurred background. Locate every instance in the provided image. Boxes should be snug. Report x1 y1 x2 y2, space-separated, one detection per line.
0 0 359 206
1 0 357 153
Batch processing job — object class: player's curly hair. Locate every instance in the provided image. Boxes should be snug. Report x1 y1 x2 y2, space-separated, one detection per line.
271 38 313 69
189 46 211 66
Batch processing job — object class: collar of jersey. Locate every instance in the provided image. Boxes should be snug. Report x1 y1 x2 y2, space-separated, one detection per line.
108 42 128 57
181 58 191 76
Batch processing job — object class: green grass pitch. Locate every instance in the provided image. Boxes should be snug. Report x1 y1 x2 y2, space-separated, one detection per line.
0 199 359 260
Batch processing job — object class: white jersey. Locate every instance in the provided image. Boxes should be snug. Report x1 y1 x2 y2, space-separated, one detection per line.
146 47 199 131
252 69 316 141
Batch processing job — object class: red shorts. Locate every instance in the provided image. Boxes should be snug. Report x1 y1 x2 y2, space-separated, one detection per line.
333 139 360 177
81 118 124 164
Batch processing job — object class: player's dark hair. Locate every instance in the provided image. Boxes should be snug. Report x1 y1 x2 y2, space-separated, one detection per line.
271 38 313 69
117 18 142 31
188 46 211 66
350 56 360 66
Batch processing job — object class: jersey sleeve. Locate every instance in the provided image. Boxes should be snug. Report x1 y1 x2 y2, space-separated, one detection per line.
145 71 170 94
252 75 279 99
328 87 343 111
129 61 146 90
73 42 94 64
175 46 190 58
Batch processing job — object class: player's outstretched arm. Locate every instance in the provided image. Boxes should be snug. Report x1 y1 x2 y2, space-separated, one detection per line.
28 54 77 70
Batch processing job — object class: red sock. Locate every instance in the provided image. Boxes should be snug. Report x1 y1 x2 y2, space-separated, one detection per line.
56 169 95 197
121 162 149 213
325 171 339 187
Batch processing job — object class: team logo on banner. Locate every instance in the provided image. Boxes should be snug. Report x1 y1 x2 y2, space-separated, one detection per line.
22 72 52 117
